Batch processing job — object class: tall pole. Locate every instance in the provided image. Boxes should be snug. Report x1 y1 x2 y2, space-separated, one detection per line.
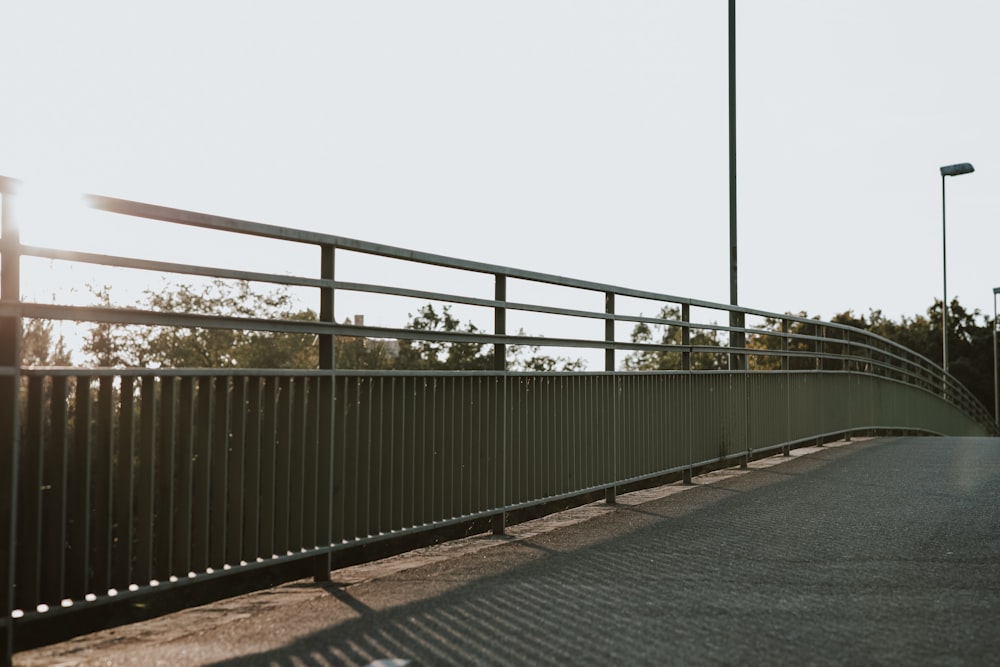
942 174 948 374
728 0 744 369
938 162 974 376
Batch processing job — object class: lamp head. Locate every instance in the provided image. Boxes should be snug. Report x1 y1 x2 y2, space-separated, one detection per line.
941 163 975 177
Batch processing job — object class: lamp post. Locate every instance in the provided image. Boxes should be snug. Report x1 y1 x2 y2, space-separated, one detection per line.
939 162 974 375
728 0 745 369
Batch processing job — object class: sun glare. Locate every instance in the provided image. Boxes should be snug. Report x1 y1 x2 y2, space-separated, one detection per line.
12 178 89 247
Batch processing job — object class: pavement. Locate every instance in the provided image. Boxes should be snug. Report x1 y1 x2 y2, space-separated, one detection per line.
13 436 1000 666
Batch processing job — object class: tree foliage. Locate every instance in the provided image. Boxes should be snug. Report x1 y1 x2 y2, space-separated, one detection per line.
393 304 586 371
22 319 72 366
396 304 492 370
620 306 726 371
83 280 318 368
829 299 994 411
336 318 398 370
79 283 585 372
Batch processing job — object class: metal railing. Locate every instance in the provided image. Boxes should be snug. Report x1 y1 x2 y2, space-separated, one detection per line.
1 175 994 661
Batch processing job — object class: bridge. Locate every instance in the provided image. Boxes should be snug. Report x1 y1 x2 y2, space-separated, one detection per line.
1 176 997 665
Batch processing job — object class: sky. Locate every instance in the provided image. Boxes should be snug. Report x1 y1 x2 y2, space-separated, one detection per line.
2 1 1000 341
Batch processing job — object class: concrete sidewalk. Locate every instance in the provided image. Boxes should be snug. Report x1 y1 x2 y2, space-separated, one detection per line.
14 436 1000 666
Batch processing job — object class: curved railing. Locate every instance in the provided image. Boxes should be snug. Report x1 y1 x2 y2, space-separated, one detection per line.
1 175 994 659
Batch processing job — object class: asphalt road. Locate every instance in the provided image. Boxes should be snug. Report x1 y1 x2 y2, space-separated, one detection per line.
14 436 1000 666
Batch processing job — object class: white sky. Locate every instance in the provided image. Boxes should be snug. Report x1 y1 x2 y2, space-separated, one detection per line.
3 1 1000 337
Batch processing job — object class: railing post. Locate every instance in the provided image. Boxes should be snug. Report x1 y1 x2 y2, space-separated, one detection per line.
682 303 693 481
494 274 506 372
681 303 691 371
492 274 507 535
729 309 745 371
1 183 22 665
729 308 748 467
604 291 617 504
817 324 825 370
782 318 790 453
313 243 335 581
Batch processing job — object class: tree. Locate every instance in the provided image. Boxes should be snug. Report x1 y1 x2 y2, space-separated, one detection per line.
395 304 492 371
747 312 831 371
22 318 72 366
508 332 587 372
82 282 585 372
620 306 726 371
84 280 318 368
335 317 398 370
830 299 994 411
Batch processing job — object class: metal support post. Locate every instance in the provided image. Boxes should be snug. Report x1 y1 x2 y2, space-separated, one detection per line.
493 275 508 534
313 244 336 582
1 184 22 665
604 291 617 505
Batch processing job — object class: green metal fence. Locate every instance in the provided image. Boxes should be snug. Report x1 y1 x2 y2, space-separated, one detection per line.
1 175 994 661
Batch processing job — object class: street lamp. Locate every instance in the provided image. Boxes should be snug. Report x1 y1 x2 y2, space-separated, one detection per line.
939 162 974 374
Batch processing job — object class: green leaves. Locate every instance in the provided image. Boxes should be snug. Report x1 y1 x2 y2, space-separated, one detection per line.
83 280 318 369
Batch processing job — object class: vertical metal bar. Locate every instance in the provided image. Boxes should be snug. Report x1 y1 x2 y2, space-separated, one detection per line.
444 377 454 522
682 303 691 371
288 377 307 552
604 292 615 373
314 244 335 581
209 376 230 569
1 185 21 663
191 376 213 572
426 377 436 526
67 376 92 598
942 175 949 375
302 377 319 548
135 376 157 583
43 376 69 603
405 376 416 529
494 274 506 371
16 376 44 611
341 377 359 540
389 377 402 530
456 378 468 515
242 376 262 562
112 376 136 591
729 0 738 310
374 376 387 535
605 292 617 504
259 376 278 557
173 376 195 575
274 376 292 555
93 376 115 594
493 274 508 535
363 376 373 536
225 377 246 565
499 374 508 532
154 377 176 580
